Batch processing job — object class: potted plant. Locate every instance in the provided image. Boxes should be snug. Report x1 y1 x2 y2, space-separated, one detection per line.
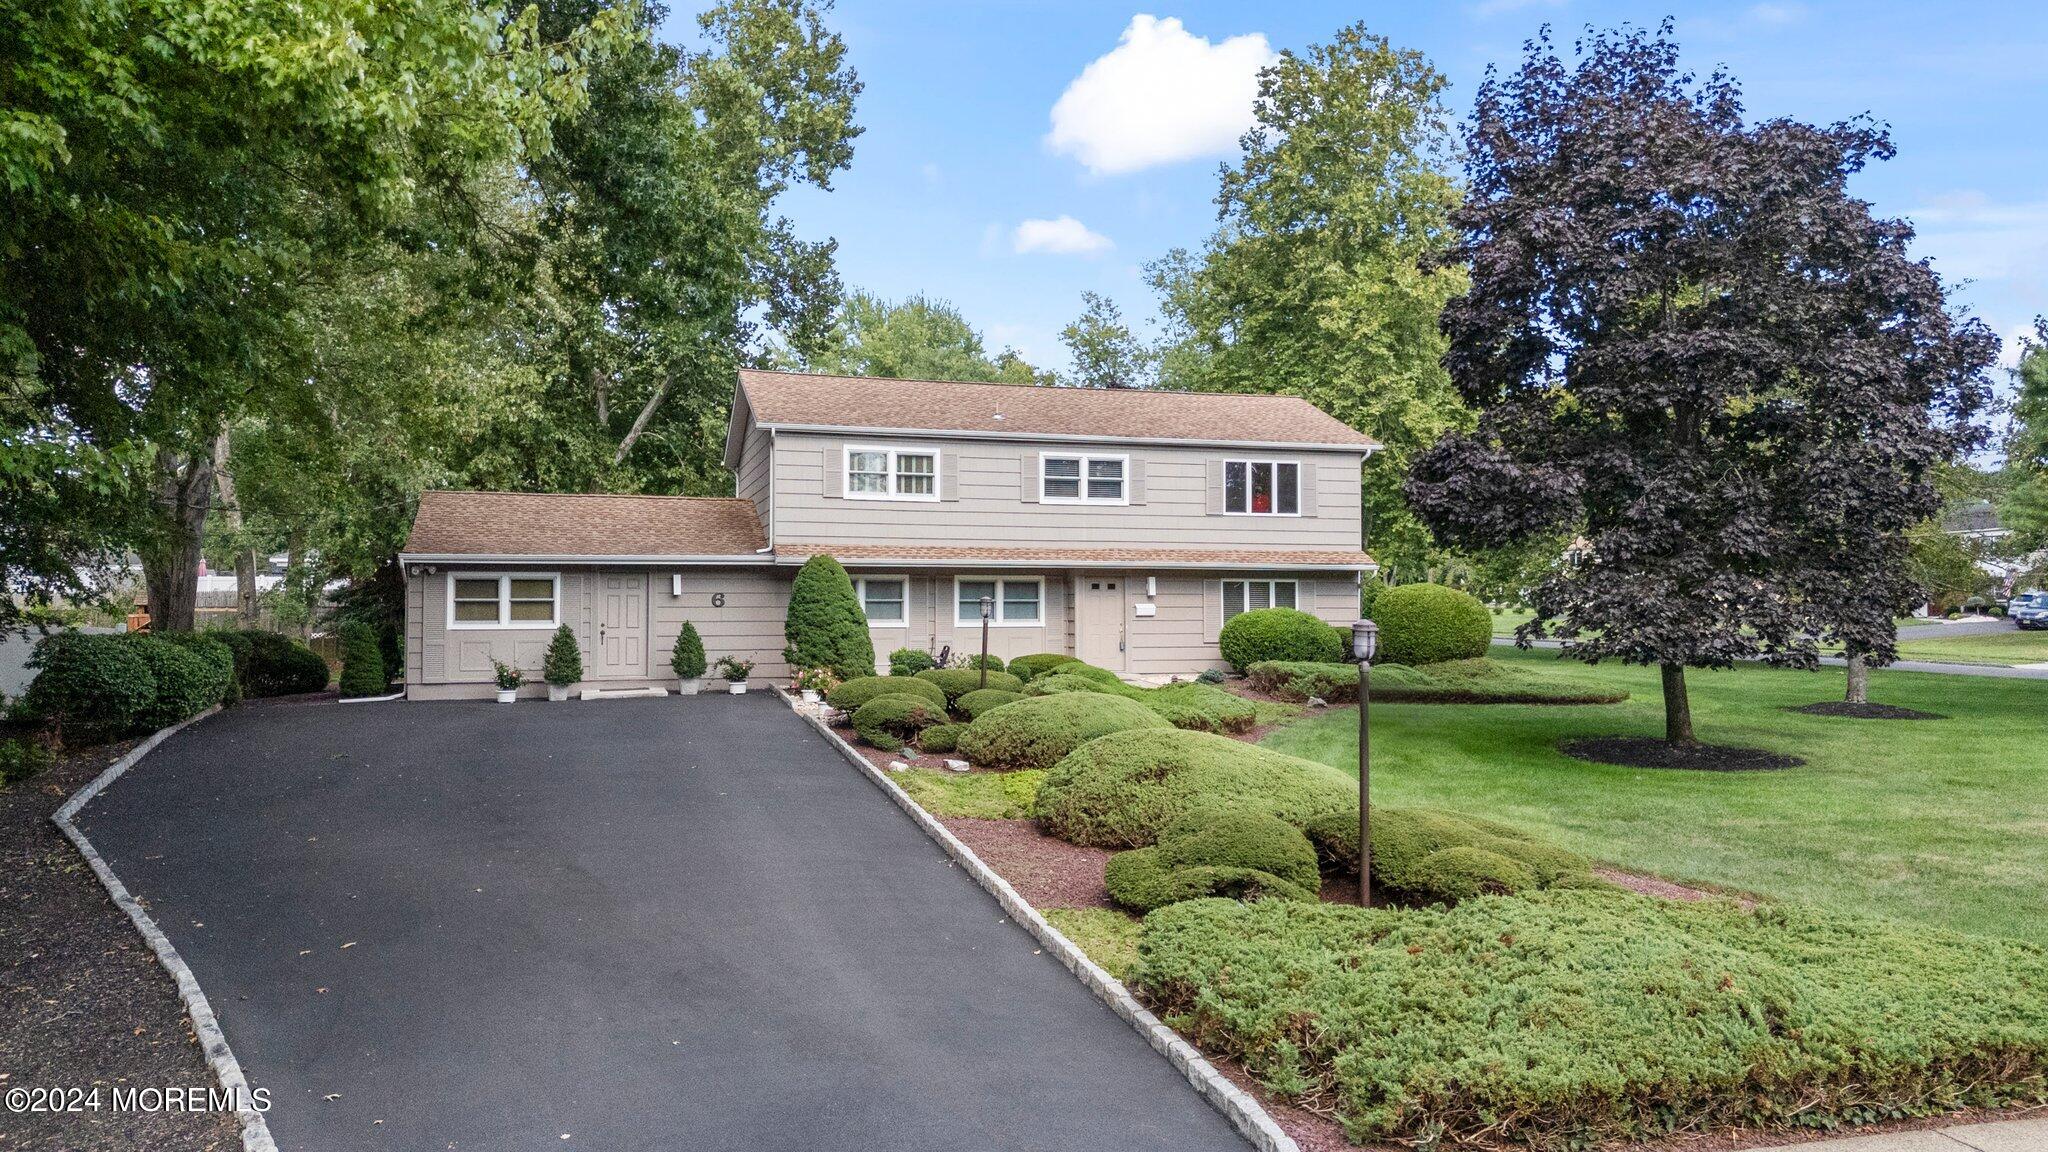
542 624 582 702
716 655 754 695
793 666 839 705
671 620 707 696
491 659 522 704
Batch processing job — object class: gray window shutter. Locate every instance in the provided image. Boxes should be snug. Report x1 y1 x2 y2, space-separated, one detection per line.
1202 578 1221 643
1128 457 1146 505
1020 450 1038 503
1297 459 1317 516
940 450 959 501
1206 459 1225 515
820 439 843 499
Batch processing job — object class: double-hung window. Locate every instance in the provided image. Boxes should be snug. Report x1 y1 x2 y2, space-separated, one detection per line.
448 573 560 629
1040 453 1127 504
1220 579 1298 624
1222 460 1301 515
956 577 1042 625
854 576 907 624
845 445 938 501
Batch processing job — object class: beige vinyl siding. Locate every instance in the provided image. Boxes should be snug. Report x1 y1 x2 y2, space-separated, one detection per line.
735 417 774 539
652 567 790 685
847 569 1068 669
772 432 1364 551
1127 571 1361 677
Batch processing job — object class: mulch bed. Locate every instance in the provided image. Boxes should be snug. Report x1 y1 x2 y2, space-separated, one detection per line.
1562 736 1803 772
0 739 241 1152
1788 700 1946 720
941 818 1114 909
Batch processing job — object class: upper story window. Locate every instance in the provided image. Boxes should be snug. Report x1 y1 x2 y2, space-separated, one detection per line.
448 572 560 630
854 576 906 623
1040 453 1128 504
1223 460 1300 515
845 445 938 501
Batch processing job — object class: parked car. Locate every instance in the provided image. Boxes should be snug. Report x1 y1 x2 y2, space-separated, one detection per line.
2013 592 2048 630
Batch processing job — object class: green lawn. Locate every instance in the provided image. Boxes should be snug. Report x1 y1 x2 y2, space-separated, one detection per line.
1260 648 2048 943
1490 607 1533 635
1895 628 2048 666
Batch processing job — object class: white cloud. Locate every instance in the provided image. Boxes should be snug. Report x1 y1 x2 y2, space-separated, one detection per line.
1011 215 1115 257
1045 15 1276 176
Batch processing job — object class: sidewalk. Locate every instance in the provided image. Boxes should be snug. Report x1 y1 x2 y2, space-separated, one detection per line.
1753 1115 2047 1151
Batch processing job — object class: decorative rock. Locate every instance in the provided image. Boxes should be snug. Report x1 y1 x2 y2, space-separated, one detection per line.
944 759 970 772
887 760 909 772
1305 695 1328 709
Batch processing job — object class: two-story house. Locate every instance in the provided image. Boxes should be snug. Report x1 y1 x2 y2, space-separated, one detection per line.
396 370 1377 698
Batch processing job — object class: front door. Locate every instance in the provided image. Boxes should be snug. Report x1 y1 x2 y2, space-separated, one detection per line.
1077 575 1126 671
597 573 647 677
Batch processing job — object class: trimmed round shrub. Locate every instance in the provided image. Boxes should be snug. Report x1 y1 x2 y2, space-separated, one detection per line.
126 634 229 731
914 667 1024 704
1007 652 1073 683
340 621 392 696
20 632 155 743
1035 728 1355 849
1409 847 1537 901
1143 683 1256 734
1104 809 1324 913
1022 672 1115 697
162 631 239 706
670 621 707 679
203 627 254 687
1218 608 1344 671
958 653 1005 672
782 555 875 682
827 675 947 714
955 692 1170 771
918 722 967 754
956 688 1024 720
889 647 936 677
244 631 330 696
1371 583 1491 666
1306 807 1593 899
851 694 944 752
1042 660 1125 686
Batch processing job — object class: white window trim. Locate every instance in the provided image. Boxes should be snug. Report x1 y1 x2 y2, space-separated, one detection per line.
854 574 911 627
954 576 1045 627
843 443 941 502
447 571 561 630
1219 578 1301 627
1220 458 1304 516
1038 451 1131 506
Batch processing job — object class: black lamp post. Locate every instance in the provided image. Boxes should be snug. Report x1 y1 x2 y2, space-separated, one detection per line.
978 594 994 689
1352 618 1378 907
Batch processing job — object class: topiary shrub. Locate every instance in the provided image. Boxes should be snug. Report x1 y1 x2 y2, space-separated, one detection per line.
1035 728 1355 848
125 634 230 731
782 554 875 681
1022 672 1118 697
958 653 1005 672
1407 846 1537 901
243 631 331 696
918 722 967 754
670 621 707 680
20 632 156 744
1142 682 1257 733
1007 652 1072 683
889 647 936 676
827 675 948 714
1104 809 1323 912
955 692 1170 771
850 694 944 752
203 627 254 692
1218 608 1344 671
914 667 1024 704
1370 583 1492 666
339 621 390 696
1042 660 1126 686
1305 806 1593 901
956 687 1024 720
162 631 239 706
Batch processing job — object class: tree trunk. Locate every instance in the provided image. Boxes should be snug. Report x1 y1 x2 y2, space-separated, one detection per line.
1844 646 1869 705
613 368 673 466
1660 662 1695 744
283 526 310 638
139 445 216 633
212 430 260 623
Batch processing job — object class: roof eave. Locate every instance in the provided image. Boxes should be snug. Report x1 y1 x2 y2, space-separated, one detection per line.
398 552 776 568
754 421 1380 454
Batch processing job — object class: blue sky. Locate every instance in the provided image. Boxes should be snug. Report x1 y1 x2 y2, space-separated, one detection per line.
661 2 2048 379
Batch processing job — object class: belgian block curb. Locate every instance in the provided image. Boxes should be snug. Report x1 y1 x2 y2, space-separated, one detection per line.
779 690 1297 1152
51 707 278 1152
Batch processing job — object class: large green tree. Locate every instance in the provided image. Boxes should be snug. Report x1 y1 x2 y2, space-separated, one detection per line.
802 291 1049 383
1059 292 1152 389
1148 23 1467 576
2003 321 2048 549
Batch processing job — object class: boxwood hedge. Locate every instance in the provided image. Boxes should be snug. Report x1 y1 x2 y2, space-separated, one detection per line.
1370 583 1491 666
126 634 232 730
1218 608 1344 671
850 694 945 752
888 647 937 676
20 632 156 744
827 674 948 713
1105 810 1322 913
241 630 331 696
1006 652 1073 682
914 667 1024 704
955 692 1170 771
1134 891 2048 1148
956 687 1024 719
1303 806 1594 903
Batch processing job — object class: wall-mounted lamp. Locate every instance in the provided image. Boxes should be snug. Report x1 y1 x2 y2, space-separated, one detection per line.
672 573 683 597
1144 576 1157 598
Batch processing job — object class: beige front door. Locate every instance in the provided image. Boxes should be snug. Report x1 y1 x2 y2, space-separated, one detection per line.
1076 574 1126 671
597 573 647 677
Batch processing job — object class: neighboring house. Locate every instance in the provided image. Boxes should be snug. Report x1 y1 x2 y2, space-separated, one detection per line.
396 371 1378 699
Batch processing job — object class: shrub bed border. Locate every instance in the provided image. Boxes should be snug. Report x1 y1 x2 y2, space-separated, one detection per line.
779 689 1296 1152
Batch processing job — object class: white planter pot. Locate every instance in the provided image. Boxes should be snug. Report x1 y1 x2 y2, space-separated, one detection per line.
547 684 572 703
677 678 701 696
727 681 748 695
496 689 517 704
800 689 821 704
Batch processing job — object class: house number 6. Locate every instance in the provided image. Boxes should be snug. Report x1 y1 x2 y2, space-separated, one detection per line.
711 593 725 608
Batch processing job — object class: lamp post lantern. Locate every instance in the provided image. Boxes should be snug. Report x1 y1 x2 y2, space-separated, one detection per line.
978 595 994 689
1352 618 1378 907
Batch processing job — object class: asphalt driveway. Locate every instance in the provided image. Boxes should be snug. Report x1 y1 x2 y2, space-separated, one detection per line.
82 694 1250 1151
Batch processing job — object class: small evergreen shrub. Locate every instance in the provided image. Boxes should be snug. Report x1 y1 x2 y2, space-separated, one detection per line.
670 621 707 680
955 692 1171 771
1370 583 1492 666
0 738 55 786
956 687 1024 720
1104 810 1322 912
957 653 1005 672
1195 667 1227 684
203 627 254 691
889 647 937 676
1358 574 1387 618
826 675 948 714
540 624 582 688
1035 728 1354 848
161 631 239 706
918 722 967 754
20 632 156 744
914 667 1024 704
243 631 331 696
782 555 875 681
339 621 391 696
1142 682 1256 733
1022 672 1123 698
1042 660 1125 686
1218 608 1344 671
1303 806 1594 901
1407 846 1537 901
851 693 944 751
1006 652 1073 683
125 634 229 731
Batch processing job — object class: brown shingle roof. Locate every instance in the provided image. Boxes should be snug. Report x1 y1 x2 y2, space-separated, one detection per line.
737 370 1379 449
402 491 768 558
774 543 1375 570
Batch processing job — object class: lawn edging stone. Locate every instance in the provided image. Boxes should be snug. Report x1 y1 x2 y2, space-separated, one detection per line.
777 689 1298 1152
50 705 278 1152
